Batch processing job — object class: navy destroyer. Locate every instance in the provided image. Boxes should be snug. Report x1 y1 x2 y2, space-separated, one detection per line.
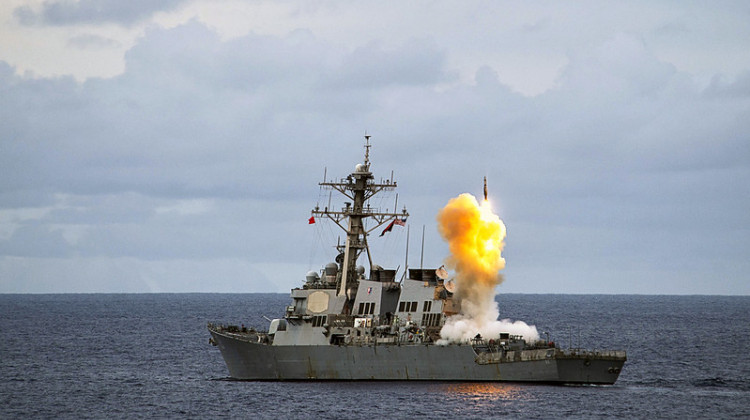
208 136 626 383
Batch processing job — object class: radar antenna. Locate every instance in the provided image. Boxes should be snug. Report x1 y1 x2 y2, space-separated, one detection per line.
364 133 371 170
311 134 409 298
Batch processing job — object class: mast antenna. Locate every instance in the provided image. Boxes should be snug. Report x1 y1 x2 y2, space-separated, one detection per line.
364 134 371 169
420 225 425 269
401 224 410 283
311 134 408 298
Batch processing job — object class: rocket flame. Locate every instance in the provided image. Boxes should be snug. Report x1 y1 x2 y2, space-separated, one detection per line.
436 193 538 344
437 194 506 309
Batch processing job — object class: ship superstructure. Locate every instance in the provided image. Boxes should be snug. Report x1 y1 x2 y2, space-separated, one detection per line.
208 136 626 383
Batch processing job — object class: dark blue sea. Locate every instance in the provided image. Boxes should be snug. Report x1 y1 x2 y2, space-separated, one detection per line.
1 294 748 419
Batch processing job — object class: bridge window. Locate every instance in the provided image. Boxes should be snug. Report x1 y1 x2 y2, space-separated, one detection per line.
359 302 375 315
421 313 442 327
398 301 418 313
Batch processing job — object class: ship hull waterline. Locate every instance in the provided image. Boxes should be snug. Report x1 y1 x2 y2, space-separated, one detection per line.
210 329 625 384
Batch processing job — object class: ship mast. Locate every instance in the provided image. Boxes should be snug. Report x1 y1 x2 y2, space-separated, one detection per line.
311 135 408 298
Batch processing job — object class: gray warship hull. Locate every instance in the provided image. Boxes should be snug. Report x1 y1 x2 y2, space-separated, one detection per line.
209 327 626 384
208 137 627 385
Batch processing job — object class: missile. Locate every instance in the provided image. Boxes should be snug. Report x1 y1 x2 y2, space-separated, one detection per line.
483 176 488 201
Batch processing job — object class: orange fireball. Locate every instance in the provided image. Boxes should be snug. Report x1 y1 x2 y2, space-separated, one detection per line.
437 193 506 305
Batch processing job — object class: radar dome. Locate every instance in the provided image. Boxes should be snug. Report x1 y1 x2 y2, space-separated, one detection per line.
356 265 365 275
355 163 366 172
306 271 320 283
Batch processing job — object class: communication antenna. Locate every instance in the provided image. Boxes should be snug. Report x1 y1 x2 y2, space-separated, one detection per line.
401 224 410 283
420 225 425 269
364 133 371 169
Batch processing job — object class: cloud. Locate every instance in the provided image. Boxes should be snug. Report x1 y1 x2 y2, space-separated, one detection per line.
704 70 750 98
327 38 456 89
67 33 122 49
557 33 677 98
0 256 290 293
1 21 461 201
14 0 190 26
0 21 748 294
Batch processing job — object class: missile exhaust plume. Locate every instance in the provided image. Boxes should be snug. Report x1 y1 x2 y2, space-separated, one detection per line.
436 193 538 344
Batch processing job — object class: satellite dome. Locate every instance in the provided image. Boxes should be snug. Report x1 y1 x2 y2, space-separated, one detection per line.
355 163 366 172
305 271 320 283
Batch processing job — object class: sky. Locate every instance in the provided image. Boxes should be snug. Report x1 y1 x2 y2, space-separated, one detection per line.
0 0 749 295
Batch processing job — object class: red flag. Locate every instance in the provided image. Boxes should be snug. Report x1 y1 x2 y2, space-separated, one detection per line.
308 216 315 224
380 220 395 236
394 218 406 226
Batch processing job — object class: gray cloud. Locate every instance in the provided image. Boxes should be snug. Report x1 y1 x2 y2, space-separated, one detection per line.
328 38 456 89
1 21 748 294
68 34 122 49
704 71 750 98
14 0 189 26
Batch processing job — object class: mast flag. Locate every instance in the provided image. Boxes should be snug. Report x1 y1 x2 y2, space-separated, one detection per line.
380 218 406 236
380 220 395 236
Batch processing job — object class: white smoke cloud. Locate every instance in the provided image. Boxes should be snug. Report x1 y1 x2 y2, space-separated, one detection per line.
438 299 539 345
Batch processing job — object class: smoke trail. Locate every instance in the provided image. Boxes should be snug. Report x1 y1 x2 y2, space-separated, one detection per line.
436 193 538 344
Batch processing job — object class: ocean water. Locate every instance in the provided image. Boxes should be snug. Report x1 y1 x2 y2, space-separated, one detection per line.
1 294 748 419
